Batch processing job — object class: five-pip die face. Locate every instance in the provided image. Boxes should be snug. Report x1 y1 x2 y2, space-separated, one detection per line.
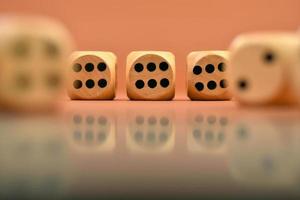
68 51 116 100
126 51 175 100
187 51 232 100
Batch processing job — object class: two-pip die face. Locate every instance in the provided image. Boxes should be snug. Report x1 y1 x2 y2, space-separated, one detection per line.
126 51 175 100
187 51 232 100
68 51 116 100
229 33 300 105
0 16 73 112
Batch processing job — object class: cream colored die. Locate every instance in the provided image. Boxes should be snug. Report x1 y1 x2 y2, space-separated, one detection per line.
0 16 74 112
229 32 300 105
187 51 232 100
126 51 175 100
68 51 117 100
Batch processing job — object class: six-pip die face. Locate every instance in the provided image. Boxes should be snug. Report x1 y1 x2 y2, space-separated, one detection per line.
187 51 232 100
126 51 175 100
68 51 116 100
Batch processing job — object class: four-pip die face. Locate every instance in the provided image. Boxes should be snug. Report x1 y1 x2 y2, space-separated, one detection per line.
126 51 175 100
229 33 300 105
187 51 232 100
0 16 74 112
68 51 116 100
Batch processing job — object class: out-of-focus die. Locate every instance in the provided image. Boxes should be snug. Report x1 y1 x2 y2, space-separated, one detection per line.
187 51 232 100
229 32 300 105
126 51 175 100
0 16 74 112
67 51 117 100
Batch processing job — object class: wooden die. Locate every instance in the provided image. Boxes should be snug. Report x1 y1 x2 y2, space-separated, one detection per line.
187 51 232 100
229 32 300 105
67 51 117 100
126 51 175 100
0 16 74 112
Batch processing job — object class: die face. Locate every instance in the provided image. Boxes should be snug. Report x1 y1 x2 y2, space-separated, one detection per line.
229 33 300 105
230 43 284 104
68 52 116 100
187 51 231 100
127 52 175 100
0 17 73 111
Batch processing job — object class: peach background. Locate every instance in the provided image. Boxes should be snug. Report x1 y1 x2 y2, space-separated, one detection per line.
0 0 299 99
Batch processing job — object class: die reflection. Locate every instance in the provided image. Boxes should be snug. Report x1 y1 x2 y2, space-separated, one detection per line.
69 111 116 152
188 111 230 154
228 111 300 188
126 110 175 154
0 115 68 198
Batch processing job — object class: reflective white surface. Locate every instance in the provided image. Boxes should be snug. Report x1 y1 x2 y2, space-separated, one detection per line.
0 101 300 199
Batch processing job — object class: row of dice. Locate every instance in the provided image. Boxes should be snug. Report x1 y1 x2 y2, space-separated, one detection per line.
68 51 231 100
69 51 229 101
0 16 300 112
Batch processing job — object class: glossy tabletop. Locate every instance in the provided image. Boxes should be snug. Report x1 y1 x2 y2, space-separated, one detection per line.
1 101 300 200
